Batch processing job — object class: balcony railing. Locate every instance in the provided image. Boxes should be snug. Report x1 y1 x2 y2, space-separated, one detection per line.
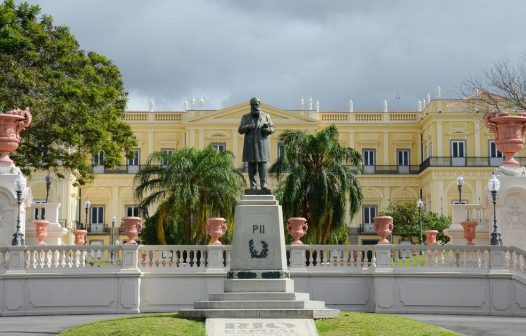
90 157 521 175
360 165 420 174
87 224 111 234
419 156 524 170
359 223 376 234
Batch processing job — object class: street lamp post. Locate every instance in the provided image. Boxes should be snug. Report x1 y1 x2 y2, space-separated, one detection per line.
12 173 26 246
84 200 91 231
45 173 52 203
457 174 464 204
417 198 424 245
488 173 502 246
112 215 116 245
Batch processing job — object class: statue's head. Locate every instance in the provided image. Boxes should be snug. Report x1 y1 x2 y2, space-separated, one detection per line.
250 97 261 116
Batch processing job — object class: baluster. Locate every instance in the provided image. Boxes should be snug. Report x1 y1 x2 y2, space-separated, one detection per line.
306 249 313 267
201 249 206 268
81 250 87 268
32 250 38 269
370 249 376 268
175 249 180 267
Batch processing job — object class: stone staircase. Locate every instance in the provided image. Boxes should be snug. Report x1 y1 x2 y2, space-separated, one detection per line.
178 278 339 319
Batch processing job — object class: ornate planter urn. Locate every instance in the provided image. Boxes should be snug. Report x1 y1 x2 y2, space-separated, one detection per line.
287 217 309 245
484 111 526 167
73 229 87 245
461 220 478 245
424 230 439 245
33 220 49 245
374 216 393 244
207 217 227 245
0 108 32 166
120 216 143 244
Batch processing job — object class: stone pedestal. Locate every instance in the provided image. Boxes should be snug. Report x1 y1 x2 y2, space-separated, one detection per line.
26 203 67 245
180 194 339 319
446 204 489 245
492 174 526 250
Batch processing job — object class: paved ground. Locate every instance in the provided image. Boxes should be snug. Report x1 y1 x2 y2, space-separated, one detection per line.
0 313 524 335
401 314 526 336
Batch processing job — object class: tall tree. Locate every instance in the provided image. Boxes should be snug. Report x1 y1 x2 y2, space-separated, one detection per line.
271 125 363 244
382 201 451 244
134 146 245 245
0 0 136 184
464 55 526 112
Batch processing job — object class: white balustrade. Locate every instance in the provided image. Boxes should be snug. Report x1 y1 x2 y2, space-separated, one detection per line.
138 245 208 270
506 247 526 273
22 245 121 270
0 245 523 276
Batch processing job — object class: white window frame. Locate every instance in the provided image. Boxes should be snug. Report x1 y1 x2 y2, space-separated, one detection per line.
362 149 375 174
278 143 285 159
211 143 226 152
451 140 466 166
161 148 175 167
397 149 410 173
91 206 105 225
127 149 140 173
126 205 140 217
489 140 503 166
362 205 377 233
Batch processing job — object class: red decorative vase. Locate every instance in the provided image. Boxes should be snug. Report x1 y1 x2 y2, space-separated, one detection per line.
374 216 393 244
0 108 32 166
287 217 309 245
73 229 87 245
207 217 227 245
424 230 439 245
120 216 143 244
484 111 526 167
33 220 49 245
461 220 478 245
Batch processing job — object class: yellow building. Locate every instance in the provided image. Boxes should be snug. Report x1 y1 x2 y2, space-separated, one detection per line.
27 97 509 245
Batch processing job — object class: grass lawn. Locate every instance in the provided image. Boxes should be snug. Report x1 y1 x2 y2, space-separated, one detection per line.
60 312 459 336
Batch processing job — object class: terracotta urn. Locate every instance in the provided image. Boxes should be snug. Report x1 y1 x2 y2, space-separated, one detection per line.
0 108 32 166
484 111 526 167
461 220 478 245
424 230 439 245
120 216 143 244
73 229 87 245
207 217 227 245
287 217 309 245
374 216 393 244
33 220 49 245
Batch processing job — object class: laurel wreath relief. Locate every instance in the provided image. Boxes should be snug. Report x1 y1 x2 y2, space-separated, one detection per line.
248 239 268 258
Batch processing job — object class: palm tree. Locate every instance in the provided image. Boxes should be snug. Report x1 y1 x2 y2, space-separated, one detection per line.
134 146 245 244
270 125 363 244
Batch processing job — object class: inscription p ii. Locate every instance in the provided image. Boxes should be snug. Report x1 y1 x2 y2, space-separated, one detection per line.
252 224 265 234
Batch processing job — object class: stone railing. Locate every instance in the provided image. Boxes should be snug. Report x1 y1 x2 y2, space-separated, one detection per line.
24 245 123 271
1 244 525 317
0 244 523 275
123 112 183 123
507 246 526 273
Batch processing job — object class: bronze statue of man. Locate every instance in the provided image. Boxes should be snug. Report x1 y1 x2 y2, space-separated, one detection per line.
238 97 275 191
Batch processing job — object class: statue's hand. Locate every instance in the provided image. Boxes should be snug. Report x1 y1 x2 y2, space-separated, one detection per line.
244 123 256 131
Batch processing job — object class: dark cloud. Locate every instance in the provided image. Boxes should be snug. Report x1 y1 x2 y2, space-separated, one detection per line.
17 0 526 111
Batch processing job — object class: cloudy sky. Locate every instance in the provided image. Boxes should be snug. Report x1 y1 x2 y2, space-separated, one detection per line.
20 0 526 111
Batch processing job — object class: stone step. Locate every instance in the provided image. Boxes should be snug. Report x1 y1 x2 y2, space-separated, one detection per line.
208 292 310 301
194 300 325 310
224 279 294 293
178 308 340 319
